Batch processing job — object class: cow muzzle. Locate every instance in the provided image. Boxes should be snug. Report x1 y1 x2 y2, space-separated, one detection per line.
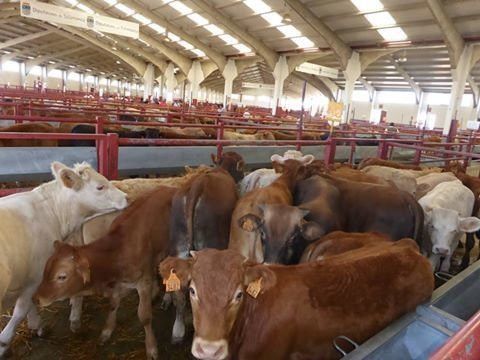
432 245 450 256
32 293 53 308
191 337 228 360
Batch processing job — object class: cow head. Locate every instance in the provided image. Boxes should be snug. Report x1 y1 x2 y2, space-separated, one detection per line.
211 152 245 182
33 241 91 307
51 161 127 215
424 206 480 256
159 249 276 360
238 204 324 264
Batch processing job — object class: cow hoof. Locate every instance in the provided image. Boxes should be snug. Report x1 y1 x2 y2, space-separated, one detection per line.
171 336 184 345
99 330 112 345
0 342 8 358
70 320 81 333
147 348 158 360
35 327 45 338
160 297 171 310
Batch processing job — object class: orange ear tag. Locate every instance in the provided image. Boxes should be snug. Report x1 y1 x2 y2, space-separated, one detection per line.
163 269 181 292
246 277 262 298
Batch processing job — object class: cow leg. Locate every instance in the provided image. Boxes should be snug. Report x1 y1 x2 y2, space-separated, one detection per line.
69 296 83 333
137 280 158 360
0 289 35 357
428 254 441 272
161 292 172 310
461 233 475 270
440 255 452 273
26 306 43 337
99 291 123 344
171 290 186 344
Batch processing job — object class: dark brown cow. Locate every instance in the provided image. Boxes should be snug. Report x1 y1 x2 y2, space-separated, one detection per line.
229 159 308 263
0 122 58 146
159 241 433 360
33 186 177 360
357 157 422 170
300 231 392 262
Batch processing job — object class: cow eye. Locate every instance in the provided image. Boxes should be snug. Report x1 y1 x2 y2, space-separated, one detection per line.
96 185 105 191
235 291 243 301
189 286 196 297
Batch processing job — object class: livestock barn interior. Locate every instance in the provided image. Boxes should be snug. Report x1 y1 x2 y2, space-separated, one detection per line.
2 0 480 359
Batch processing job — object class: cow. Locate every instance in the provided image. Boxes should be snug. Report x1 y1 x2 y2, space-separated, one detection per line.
230 159 308 263
239 150 314 195
166 152 244 343
159 242 433 360
415 172 458 199
419 180 480 272
300 231 392 262
33 186 177 360
222 130 275 141
357 157 422 170
0 162 127 357
0 122 59 146
331 167 393 186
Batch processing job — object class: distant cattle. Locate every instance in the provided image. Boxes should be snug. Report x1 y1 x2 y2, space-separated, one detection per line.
223 130 275 141
331 167 393 186
419 180 480 272
34 186 177 360
159 242 433 360
358 158 422 170
300 231 392 262
0 162 127 357
0 122 58 146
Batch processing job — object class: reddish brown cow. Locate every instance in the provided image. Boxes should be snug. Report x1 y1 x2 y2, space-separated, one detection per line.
331 167 394 186
300 231 392 262
160 241 433 360
0 122 58 146
34 186 177 360
357 157 422 170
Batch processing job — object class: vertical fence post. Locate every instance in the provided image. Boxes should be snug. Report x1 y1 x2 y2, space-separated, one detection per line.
296 80 307 151
377 140 389 159
107 133 119 180
216 118 224 159
98 135 109 178
324 140 336 166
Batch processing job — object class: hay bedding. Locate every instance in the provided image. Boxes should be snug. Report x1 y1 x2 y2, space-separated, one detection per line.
2 293 194 359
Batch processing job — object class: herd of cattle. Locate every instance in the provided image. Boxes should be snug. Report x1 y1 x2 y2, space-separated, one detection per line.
1 151 480 359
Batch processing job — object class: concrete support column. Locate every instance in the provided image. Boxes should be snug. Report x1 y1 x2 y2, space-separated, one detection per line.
156 75 164 99
106 78 111 94
416 92 426 126
368 90 378 122
19 62 26 88
164 63 177 103
222 59 237 108
79 73 84 92
142 63 155 101
444 45 473 134
187 61 204 105
272 55 289 116
342 52 362 123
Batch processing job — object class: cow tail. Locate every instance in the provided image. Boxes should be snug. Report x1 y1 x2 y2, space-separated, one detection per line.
185 181 202 251
408 194 424 251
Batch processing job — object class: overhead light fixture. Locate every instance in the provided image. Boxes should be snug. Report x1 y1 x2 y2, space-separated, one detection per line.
112 47 117 50
261 12 283 26
116 60 121 64
114 3 135 16
204 24 223 35
48 61 56 64
168 1 192 15
86 68 92 72
132 13 152 25
68 65 75 68
27 56 35 59
378 27 408 41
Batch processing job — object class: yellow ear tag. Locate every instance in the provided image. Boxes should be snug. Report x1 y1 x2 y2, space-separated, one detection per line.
163 269 181 292
246 277 262 298
243 219 255 232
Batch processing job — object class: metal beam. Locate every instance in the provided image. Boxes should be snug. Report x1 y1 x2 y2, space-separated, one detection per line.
26 45 89 73
284 0 352 69
358 77 375 101
426 0 465 67
191 0 279 70
0 30 53 50
1 39 73 63
388 56 422 103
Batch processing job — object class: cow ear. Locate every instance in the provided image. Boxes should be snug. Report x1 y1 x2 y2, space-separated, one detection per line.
301 155 314 165
244 264 276 297
459 217 480 233
53 240 62 250
51 161 68 178
301 221 325 242
236 160 245 172
238 214 263 232
74 250 90 285
272 161 285 174
159 257 193 288
270 154 283 164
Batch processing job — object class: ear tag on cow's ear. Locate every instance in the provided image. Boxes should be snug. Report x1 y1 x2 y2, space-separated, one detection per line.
163 269 181 292
246 277 262 298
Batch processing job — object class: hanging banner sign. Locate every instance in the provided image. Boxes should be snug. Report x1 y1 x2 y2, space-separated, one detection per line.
295 62 338 79
20 0 139 39
242 82 274 90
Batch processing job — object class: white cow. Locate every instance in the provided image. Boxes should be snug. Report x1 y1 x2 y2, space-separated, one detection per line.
419 180 480 272
239 150 314 195
415 172 458 199
0 162 127 356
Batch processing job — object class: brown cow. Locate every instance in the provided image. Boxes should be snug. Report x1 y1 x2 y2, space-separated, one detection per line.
0 122 58 146
34 186 177 360
331 167 394 186
159 241 434 360
300 231 392 262
357 157 422 170
229 159 308 263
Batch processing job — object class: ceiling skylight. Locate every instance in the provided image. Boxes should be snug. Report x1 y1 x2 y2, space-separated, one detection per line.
167 32 181 42
76 3 94 14
148 23 166 33
178 40 194 50
243 0 271 14
261 12 283 26
188 13 208 26
378 27 408 41
168 1 192 15
277 25 301 38
233 44 251 53
102 0 117 6
291 36 315 48
132 13 152 25
204 24 224 35
191 49 206 57
350 0 384 12
219 34 238 45
114 3 135 16
65 0 78 6
364 11 396 27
